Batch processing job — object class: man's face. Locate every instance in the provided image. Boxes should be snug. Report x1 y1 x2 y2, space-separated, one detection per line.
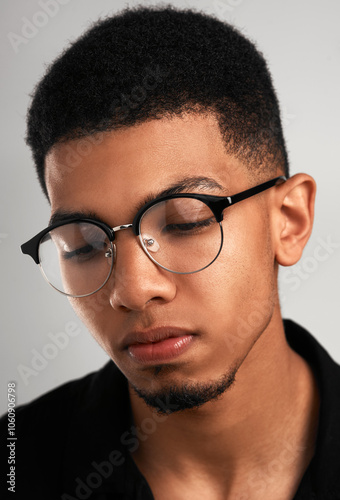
45 113 279 407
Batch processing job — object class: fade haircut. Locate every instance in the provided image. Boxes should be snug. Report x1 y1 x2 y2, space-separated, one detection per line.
26 5 289 199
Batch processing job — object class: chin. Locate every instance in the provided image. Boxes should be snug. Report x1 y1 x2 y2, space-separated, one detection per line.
131 369 237 414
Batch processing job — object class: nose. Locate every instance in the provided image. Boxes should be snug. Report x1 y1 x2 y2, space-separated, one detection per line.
108 231 177 312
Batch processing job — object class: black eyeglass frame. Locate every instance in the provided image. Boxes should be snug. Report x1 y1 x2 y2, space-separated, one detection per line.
21 175 286 267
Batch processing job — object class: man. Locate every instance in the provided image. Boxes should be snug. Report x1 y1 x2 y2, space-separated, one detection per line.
1 5 339 499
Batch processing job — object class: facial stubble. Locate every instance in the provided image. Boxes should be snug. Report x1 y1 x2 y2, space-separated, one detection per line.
131 365 238 414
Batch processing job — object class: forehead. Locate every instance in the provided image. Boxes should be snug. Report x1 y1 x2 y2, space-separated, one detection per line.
45 113 248 220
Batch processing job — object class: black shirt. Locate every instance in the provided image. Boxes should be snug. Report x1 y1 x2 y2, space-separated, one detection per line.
1 319 340 499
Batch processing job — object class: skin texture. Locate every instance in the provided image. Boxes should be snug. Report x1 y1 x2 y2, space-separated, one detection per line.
45 113 319 499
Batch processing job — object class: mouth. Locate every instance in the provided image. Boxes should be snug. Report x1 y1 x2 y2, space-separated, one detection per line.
123 327 195 364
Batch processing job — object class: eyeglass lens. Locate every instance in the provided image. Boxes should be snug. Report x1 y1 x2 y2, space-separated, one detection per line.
39 222 114 297
38 198 222 297
139 198 222 273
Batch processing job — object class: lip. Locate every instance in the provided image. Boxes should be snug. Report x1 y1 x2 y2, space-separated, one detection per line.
123 327 195 364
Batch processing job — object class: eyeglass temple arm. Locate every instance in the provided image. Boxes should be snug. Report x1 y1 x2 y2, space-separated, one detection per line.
212 175 286 222
228 175 286 205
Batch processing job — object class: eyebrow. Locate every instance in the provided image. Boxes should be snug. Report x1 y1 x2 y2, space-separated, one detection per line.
49 175 225 226
49 210 101 226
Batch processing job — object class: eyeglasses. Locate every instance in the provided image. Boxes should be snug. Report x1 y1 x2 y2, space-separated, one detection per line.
21 176 286 297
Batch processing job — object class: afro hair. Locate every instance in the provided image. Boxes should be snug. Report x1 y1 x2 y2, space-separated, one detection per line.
26 5 289 198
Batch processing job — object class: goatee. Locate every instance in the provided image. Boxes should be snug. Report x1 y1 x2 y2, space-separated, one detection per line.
132 370 237 414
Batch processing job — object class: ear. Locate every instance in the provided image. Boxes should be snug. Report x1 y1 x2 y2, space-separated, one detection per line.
272 173 316 267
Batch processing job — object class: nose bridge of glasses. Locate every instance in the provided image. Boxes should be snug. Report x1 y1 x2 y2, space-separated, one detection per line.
111 222 158 258
111 223 133 235
109 221 158 273
110 223 140 257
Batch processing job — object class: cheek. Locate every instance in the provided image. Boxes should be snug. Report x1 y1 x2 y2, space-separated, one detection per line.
68 290 114 350
186 208 276 332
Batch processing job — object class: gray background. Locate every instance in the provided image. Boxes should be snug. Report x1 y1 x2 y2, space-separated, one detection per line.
1 0 339 416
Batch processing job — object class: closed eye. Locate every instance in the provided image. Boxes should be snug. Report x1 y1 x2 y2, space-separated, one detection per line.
163 217 216 234
62 242 106 262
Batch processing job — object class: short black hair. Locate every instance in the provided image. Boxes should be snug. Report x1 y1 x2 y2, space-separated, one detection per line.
26 5 289 199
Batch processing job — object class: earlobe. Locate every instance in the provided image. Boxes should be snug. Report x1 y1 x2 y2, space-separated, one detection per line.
274 174 316 267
